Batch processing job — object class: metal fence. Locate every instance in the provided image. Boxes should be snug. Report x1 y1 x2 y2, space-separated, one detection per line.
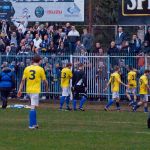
0 53 149 100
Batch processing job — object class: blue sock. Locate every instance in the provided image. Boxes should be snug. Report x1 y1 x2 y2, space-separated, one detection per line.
32 109 37 125
73 99 77 110
106 99 114 109
66 96 70 109
129 99 134 106
29 110 35 127
60 96 66 109
79 96 87 109
144 107 148 112
134 104 140 111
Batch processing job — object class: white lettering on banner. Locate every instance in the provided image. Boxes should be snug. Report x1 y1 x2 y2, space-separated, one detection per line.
127 0 136 10
127 0 149 10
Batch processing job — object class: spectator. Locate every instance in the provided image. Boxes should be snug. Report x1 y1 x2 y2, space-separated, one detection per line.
68 26 80 53
107 41 119 55
115 26 127 49
16 28 24 46
33 22 40 31
0 38 5 54
40 35 50 53
130 34 141 53
93 42 101 53
39 24 47 40
57 41 68 54
142 41 150 54
137 52 145 75
49 41 57 53
0 20 10 36
24 33 32 45
1 33 10 46
11 16 29 34
121 41 131 53
137 26 145 43
33 34 42 49
64 22 71 35
3 46 12 56
81 28 93 53
144 27 150 46
10 32 18 47
10 43 18 54
75 40 86 53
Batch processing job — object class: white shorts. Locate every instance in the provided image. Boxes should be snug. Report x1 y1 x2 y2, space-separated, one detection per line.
62 87 70 96
140 95 149 102
29 94 39 106
112 92 120 99
126 88 136 94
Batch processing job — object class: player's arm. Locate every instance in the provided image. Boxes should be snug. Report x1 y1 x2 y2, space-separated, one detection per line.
118 78 128 87
144 79 150 91
18 79 25 97
104 77 111 91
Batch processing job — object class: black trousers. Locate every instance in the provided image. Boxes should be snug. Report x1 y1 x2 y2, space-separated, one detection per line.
73 86 87 99
1 90 10 108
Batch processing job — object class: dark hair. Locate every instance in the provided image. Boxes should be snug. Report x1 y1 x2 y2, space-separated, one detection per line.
78 63 84 68
114 66 120 71
144 70 150 74
32 55 42 63
66 63 72 67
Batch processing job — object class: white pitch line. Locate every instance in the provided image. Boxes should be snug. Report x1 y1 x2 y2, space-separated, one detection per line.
136 132 150 135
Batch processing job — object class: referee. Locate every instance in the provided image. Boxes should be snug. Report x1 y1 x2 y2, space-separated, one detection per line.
72 63 87 111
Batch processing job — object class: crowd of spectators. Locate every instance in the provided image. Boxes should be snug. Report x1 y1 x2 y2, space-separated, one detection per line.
0 19 150 56
0 20 94 56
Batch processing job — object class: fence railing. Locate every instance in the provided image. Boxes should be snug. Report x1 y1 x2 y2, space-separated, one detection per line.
0 53 149 100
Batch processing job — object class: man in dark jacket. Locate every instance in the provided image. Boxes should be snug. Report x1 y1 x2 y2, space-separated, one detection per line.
72 63 87 111
0 67 15 108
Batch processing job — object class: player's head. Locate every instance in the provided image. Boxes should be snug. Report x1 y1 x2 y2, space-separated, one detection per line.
144 69 150 75
114 66 120 72
66 63 72 69
32 55 42 64
78 63 84 70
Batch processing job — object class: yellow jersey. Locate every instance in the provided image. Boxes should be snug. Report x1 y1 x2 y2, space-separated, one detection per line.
139 74 148 94
128 71 137 88
109 72 121 92
23 65 46 94
61 67 72 88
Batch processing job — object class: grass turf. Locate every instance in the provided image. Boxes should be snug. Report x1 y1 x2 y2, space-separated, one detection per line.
0 108 150 150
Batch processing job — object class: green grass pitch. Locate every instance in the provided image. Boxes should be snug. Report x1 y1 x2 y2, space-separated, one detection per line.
0 108 150 150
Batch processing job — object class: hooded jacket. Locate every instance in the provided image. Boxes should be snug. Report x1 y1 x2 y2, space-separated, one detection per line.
0 67 15 90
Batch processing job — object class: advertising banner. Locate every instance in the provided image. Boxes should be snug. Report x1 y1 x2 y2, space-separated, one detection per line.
119 0 150 25
0 0 84 22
